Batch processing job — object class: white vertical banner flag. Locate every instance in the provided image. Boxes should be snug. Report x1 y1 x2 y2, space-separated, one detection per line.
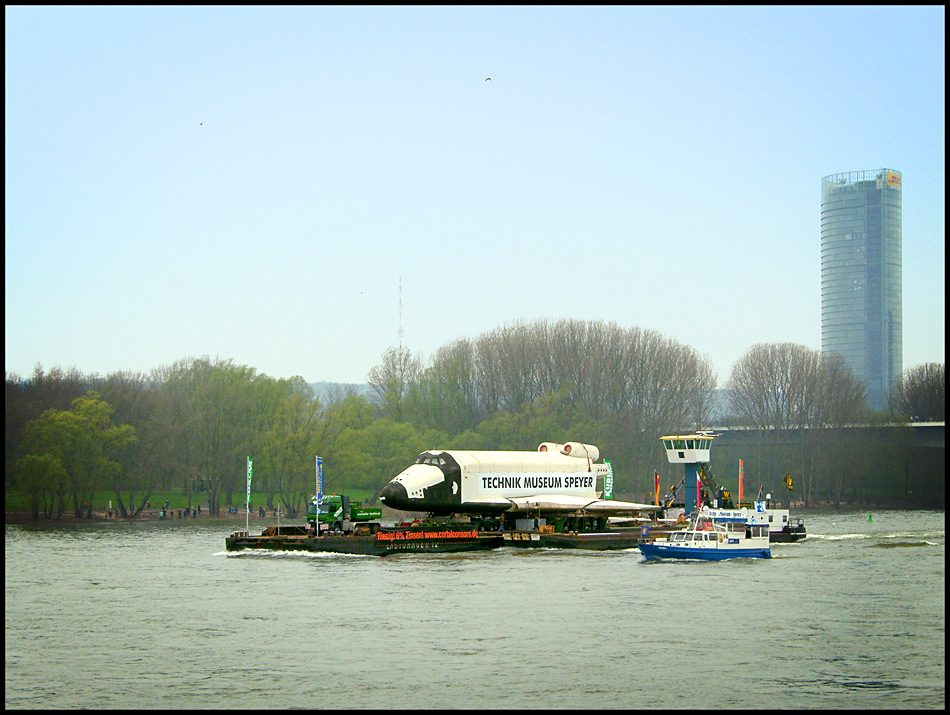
246 457 254 510
245 457 253 533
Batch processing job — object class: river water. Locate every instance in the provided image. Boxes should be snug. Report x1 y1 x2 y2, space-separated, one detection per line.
5 510 945 709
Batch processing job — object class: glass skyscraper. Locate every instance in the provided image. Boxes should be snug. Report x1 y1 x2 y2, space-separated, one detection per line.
821 168 902 411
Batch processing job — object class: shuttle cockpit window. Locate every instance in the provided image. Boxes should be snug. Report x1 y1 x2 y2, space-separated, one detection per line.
415 453 446 467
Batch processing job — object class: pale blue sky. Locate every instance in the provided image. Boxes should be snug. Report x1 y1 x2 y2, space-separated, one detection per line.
5 6 945 386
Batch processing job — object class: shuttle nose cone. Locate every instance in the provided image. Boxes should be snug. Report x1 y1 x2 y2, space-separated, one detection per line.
379 480 408 509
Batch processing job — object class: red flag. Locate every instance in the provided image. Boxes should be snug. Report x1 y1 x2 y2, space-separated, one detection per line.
697 472 702 509
654 471 660 506
739 459 744 505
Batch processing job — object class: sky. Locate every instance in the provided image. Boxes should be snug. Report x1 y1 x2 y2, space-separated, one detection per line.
5 6 945 387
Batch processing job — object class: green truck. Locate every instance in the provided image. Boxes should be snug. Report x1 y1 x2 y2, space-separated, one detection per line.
307 494 383 535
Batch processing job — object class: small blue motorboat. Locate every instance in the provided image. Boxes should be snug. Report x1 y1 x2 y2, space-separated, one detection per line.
638 506 772 561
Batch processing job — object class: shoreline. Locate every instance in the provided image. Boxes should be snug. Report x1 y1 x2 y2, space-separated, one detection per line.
4 504 422 526
5 503 941 527
5 510 262 525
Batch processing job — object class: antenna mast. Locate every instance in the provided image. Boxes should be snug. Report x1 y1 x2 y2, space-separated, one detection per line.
398 276 404 349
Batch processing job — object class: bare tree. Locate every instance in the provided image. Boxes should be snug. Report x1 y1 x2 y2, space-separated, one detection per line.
729 344 867 506
812 354 867 505
365 318 717 495
411 339 480 434
368 345 422 422
889 363 945 421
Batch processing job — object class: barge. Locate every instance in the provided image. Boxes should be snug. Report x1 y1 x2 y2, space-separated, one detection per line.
770 515 807 542
226 523 502 555
226 521 646 555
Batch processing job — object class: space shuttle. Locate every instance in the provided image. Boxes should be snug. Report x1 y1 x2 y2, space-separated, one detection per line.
379 441 659 516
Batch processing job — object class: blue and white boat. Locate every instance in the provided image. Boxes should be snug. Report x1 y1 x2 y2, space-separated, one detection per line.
638 506 772 561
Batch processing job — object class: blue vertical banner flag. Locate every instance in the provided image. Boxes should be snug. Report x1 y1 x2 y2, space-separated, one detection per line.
316 456 324 505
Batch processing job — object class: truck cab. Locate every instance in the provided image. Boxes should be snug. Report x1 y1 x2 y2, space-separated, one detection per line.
307 494 382 535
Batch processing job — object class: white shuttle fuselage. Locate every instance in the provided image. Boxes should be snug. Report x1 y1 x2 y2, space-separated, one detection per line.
379 442 657 516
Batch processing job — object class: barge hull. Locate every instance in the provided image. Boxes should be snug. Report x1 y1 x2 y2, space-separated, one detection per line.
226 527 644 555
638 543 772 560
770 530 807 543
226 528 503 556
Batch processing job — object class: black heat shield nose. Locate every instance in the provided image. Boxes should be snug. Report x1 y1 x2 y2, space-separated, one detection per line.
379 481 409 509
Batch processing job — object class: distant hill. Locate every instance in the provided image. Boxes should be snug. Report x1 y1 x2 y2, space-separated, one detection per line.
308 381 373 401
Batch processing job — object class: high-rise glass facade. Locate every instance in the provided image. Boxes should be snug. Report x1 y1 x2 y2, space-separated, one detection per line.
821 169 902 411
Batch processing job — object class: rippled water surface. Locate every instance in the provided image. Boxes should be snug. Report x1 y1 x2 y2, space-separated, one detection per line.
5 510 945 709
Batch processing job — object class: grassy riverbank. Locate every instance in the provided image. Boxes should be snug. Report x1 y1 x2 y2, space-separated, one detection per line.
4 488 379 524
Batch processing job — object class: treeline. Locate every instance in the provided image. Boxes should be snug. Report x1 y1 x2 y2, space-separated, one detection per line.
367 320 718 483
6 319 945 518
5 359 421 520
725 345 943 506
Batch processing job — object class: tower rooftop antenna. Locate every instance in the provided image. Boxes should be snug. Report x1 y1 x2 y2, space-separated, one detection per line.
398 276 404 349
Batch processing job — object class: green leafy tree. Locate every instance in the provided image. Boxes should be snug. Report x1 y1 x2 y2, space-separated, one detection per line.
258 378 324 515
6 365 88 492
168 358 263 515
93 371 171 518
15 453 68 519
18 392 135 519
353 419 447 498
